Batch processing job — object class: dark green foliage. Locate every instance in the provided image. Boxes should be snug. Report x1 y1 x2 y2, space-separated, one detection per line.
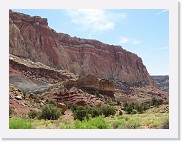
73 106 89 121
100 105 116 117
150 98 163 107
122 102 150 114
71 105 116 121
90 107 100 117
40 104 61 120
28 110 39 119
48 100 57 106
122 98 163 114
70 104 79 112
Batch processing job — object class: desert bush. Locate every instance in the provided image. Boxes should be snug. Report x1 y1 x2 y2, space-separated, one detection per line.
128 118 140 129
122 102 150 114
40 104 61 120
9 117 33 129
71 105 116 121
28 110 39 119
90 107 101 117
100 105 116 117
74 116 110 129
70 104 79 112
150 98 163 107
48 99 57 106
111 119 126 129
131 109 137 114
73 106 89 121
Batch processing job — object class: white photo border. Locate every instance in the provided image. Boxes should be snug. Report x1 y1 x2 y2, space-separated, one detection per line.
0 0 179 139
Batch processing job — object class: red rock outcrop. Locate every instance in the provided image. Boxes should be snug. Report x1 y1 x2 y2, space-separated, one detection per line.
64 74 115 98
9 10 155 89
41 87 105 107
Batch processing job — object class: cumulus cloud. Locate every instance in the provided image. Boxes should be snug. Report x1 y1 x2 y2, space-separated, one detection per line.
119 36 141 45
66 9 126 33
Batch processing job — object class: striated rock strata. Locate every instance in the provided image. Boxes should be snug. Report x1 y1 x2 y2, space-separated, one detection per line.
9 10 155 88
41 87 105 107
64 74 115 98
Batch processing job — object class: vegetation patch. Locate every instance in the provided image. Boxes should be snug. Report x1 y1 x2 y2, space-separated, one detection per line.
122 98 164 114
71 105 116 121
40 104 61 120
9 117 33 129
28 110 39 119
63 116 110 129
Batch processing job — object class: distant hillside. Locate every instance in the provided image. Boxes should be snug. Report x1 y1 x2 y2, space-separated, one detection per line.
151 75 169 92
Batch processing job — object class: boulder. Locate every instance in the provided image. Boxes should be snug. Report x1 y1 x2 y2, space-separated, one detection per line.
15 95 22 100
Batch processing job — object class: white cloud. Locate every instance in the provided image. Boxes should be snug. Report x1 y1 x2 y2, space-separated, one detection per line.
66 9 126 33
155 9 168 16
119 36 141 45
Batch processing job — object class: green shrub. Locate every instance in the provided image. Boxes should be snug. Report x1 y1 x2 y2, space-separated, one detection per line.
90 107 101 117
70 104 79 112
112 119 126 129
71 105 116 121
128 118 140 129
73 106 89 121
100 105 116 117
122 102 150 114
40 104 61 120
48 100 57 106
28 110 39 119
150 98 163 107
9 118 33 129
131 109 137 114
74 116 110 129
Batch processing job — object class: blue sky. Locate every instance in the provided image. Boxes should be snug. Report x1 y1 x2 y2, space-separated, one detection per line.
12 9 169 75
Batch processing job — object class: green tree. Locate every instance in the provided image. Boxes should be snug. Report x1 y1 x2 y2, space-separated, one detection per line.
40 104 61 120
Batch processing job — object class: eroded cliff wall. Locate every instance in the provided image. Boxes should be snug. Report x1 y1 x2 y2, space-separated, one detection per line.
9 10 154 88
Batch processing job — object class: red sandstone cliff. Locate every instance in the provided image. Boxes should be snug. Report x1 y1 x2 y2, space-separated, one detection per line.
9 10 155 88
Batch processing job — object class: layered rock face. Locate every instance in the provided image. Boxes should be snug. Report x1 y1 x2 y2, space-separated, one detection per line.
9 10 154 88
64 74 115 98
9 54 77 92
42 87 105 107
